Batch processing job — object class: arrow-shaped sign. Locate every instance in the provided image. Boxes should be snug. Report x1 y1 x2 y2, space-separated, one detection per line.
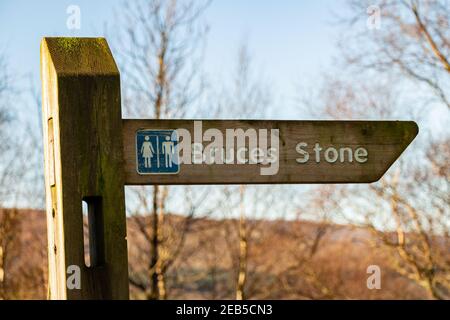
123 120 418 185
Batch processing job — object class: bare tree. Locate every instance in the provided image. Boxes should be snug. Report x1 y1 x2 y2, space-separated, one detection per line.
212 43 273 300
361 139 449 299
0 53 33 299
0 53 17 299
300 66 449 298
113 0 209 299
273 185 349 299
329 0 450 299
342 0 450 109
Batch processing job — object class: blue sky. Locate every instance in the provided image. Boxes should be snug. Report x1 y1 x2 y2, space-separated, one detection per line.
1 0 447 127
0 0 344 120
0 0 347 212
0 1 447 217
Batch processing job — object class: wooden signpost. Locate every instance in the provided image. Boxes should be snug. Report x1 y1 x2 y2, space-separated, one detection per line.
123 119 417 185
41 37 418 300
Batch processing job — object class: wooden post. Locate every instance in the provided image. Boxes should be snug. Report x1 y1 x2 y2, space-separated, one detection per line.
41 38 129 299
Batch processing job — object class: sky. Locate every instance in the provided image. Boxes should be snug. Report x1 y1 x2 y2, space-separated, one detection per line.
1 0 447 216
0 0 447 131
0 0 344 121
0 0 348 213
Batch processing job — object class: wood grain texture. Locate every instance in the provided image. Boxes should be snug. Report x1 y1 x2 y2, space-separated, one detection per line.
123 119 418 185
41 38 129 299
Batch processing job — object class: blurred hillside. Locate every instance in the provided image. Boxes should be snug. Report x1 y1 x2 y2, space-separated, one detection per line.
2 209 447 300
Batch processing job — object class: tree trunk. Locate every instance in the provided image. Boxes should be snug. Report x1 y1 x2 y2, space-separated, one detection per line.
147 41 166 299
156 186 168 299
147 185 160 299
236 185 247 300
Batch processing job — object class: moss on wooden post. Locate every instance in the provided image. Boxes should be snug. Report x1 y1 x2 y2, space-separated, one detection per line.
41 37 129 299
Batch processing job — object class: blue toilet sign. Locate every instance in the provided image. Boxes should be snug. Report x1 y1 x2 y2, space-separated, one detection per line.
136 129 180 174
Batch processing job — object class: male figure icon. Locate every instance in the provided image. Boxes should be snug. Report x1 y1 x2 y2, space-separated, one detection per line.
162 135 175 168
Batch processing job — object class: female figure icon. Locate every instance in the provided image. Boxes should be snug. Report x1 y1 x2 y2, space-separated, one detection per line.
141 136 155 168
